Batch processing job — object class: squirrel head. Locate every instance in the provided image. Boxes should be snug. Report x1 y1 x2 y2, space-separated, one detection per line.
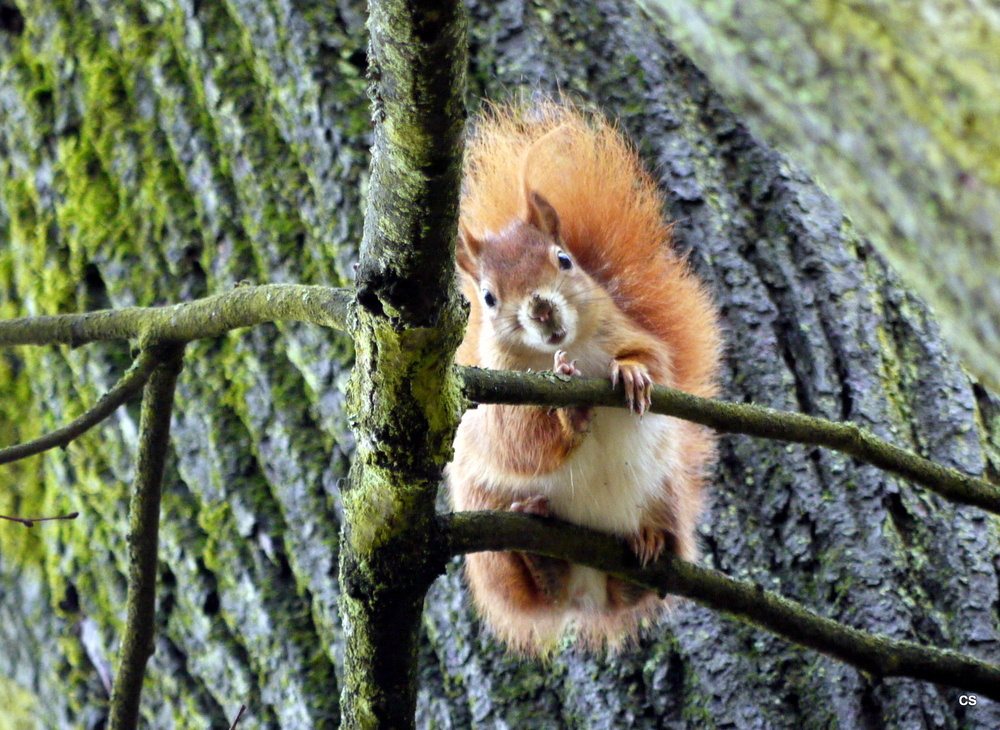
457 190 599 366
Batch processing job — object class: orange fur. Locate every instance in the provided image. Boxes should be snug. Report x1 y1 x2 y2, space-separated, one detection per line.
447 99 722 655
458 99 721 396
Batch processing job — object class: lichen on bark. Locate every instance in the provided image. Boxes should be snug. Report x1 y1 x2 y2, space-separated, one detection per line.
0 0 998 728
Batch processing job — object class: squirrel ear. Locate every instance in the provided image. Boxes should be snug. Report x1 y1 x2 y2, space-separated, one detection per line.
456 221 480 276
525 190 561 240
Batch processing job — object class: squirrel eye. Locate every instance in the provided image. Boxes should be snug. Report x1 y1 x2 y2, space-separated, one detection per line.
556 250 573 270
482 289 497 307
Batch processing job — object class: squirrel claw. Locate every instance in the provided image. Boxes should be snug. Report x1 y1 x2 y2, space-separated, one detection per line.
553 351 592 434
628 527 668 566
611 359 653 414
553 350 582 377
511 495 552 518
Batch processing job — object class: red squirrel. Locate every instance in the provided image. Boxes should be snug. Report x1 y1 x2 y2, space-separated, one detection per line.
447 100 722 654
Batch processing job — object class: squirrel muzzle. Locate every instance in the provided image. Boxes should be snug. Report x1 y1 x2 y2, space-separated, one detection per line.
528 294 567 345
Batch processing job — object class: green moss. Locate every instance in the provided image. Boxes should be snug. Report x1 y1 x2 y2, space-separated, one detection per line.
0 676 42 730
0 355 47 563
0 0 367 720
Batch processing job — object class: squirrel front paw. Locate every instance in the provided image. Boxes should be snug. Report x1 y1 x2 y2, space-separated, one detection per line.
553 350 594 434
553 349 580 377
610 358 653 414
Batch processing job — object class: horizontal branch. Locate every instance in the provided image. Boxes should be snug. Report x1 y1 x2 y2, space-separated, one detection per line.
0 350 158 465
443 510 1000 701
0 285 354 349
459 366 1000 516
7 289 993 516
0 511 79 527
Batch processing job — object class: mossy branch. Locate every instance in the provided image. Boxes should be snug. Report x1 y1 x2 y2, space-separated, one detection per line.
0 284 353 349
340 0 468 725
0 350 159 465
3 285 997 710
3 294 995 518
459 366 1000 516
107 344 185 730
443 510 1000 701
2 294 996 517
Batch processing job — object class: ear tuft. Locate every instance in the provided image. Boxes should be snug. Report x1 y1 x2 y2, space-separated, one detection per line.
525 190 561 240
456 221 481 276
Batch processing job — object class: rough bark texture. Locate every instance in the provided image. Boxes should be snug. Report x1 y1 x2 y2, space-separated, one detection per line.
639 0 1000 393
0 1 996 729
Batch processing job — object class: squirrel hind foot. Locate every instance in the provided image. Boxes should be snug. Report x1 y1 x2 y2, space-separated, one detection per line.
606 575 655 609
627 526 679 566
517 551 570 605
509 496 570 604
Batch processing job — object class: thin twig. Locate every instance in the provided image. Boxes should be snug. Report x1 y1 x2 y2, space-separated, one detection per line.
0 284 353 349
0 511 78 527
107 344 185 730
0 351 159 465
228 704 247 730
443 510 1000 700
459 366 1000 516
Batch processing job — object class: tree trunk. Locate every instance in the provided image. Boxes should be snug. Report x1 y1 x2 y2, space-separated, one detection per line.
0 0 996 728
639 0 1000 393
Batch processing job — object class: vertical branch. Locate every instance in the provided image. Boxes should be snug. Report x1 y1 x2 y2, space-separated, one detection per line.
340 1 468 728
108 344 185 730
358 2 468 320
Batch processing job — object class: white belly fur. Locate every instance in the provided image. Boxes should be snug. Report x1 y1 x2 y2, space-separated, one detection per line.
506 407 682 610
543 408 678 531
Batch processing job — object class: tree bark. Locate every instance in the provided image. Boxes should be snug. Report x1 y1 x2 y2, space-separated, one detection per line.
339 0 466 727
0 0 996 728
639 0 1000 392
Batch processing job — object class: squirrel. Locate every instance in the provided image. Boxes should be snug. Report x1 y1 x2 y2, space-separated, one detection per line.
446 99 722 655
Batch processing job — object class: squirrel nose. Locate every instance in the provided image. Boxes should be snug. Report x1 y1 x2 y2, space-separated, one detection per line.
529 295 554 323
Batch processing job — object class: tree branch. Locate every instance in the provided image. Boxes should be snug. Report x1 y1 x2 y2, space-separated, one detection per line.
339 0 468 726
0 350 159 465
3 292 993 516
107 344 185 730
4 284 995 708
0 511 79 527
0 284 353 349
443 510 1000 701
459 366 1000 516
